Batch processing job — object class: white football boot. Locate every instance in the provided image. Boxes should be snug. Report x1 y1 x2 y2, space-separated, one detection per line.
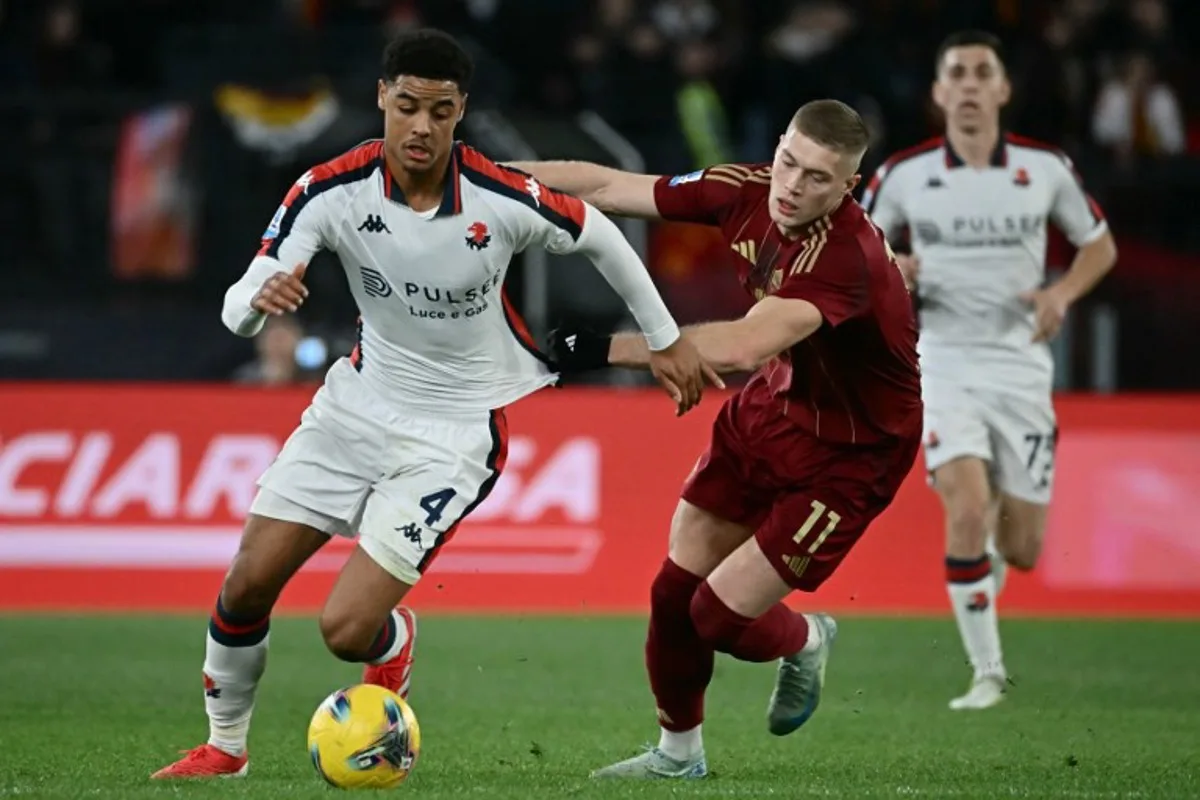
949 674 1007 711
590 746 707 779
766 613 839 735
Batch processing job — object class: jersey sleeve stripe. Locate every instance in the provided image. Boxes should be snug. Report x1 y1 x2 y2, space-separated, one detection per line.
260 140 382 258
458 145 586 239
863 137 942 213
705 172 744 187
1069 174 1105 226
349 316 364 372
705 163 770 187
500 289 553 366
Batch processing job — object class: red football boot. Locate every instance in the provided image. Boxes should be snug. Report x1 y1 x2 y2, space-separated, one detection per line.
362 606 418 699
151 744 248 779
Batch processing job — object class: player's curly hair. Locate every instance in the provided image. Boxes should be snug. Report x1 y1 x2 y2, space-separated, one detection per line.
381 28 473 91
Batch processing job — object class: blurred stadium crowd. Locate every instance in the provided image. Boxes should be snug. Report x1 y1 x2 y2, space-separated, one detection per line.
0 0 1197 387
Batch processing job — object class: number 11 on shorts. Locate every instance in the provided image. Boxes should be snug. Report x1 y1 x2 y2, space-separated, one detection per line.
793 500 841 554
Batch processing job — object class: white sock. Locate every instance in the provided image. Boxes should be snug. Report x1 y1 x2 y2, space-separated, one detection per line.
368 609 410 666
946 558 1005 681
800 614 824 654
203 618 270 757
657 724 703 761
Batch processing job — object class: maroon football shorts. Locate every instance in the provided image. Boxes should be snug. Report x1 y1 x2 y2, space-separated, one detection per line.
681 379 920 591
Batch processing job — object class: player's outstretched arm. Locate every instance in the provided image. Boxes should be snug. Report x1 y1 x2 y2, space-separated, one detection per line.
505 160 663 219
566 203 723 411
553 296 822 376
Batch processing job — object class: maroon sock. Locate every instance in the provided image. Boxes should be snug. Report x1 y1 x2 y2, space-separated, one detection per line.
645 558 713 732
691 581 810 663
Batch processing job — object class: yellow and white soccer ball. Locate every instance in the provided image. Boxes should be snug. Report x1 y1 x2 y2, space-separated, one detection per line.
307 683 421 789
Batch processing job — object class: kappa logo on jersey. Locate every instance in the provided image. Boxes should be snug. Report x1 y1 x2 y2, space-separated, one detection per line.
524 177 542 207
358 214 391 234
361 266 393 298
465 221 491 250
1013 167 1031 187
669 170 704 186
263 204 286 240
296 170 315 194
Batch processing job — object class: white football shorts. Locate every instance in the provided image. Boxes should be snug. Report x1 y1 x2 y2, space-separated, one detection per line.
249 359 507 583
921 379 1057 504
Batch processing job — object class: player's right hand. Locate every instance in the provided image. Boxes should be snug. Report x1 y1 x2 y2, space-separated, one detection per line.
895 254 919 291
649 335 724 416
251 263 309 315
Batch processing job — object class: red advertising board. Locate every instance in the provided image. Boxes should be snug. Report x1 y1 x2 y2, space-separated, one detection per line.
0 384 1198 616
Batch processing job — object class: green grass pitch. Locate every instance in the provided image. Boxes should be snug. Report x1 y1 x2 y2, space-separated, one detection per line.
1 615 1197 798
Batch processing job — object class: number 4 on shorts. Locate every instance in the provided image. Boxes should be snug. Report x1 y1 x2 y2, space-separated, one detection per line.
419 488 457 527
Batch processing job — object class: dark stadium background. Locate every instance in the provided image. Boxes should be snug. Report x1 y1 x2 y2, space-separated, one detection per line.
1 3 1198 798
1 0 1198 388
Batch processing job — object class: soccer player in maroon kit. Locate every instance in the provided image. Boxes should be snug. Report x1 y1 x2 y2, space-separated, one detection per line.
513 99 922 778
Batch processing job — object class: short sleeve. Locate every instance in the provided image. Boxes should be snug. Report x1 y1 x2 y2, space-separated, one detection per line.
774 236 870 328
653 164 758 225
1048 153 1107 247
457 148 587 254
521 183 587 255
861 163 908 244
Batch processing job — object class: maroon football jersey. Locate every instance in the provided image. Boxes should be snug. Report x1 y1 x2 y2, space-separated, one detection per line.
654 163 922 444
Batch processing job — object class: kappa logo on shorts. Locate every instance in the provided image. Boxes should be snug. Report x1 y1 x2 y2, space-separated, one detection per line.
361 266 393 299
396 523 423 547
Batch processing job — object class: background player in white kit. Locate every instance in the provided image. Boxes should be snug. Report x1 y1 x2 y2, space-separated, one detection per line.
863 31 1117 711
152 29 715 780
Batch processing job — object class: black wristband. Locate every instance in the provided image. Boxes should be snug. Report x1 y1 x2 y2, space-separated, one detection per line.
547 326 611 372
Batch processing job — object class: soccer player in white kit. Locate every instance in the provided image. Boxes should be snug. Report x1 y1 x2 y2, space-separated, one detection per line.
152 29 715 780
863 31 1117 711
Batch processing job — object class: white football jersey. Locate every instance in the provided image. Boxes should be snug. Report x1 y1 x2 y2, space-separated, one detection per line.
257 139 590 415
863 134 1107 395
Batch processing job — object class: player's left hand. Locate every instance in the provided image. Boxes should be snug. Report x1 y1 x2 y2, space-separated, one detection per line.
1020 286 1070 343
